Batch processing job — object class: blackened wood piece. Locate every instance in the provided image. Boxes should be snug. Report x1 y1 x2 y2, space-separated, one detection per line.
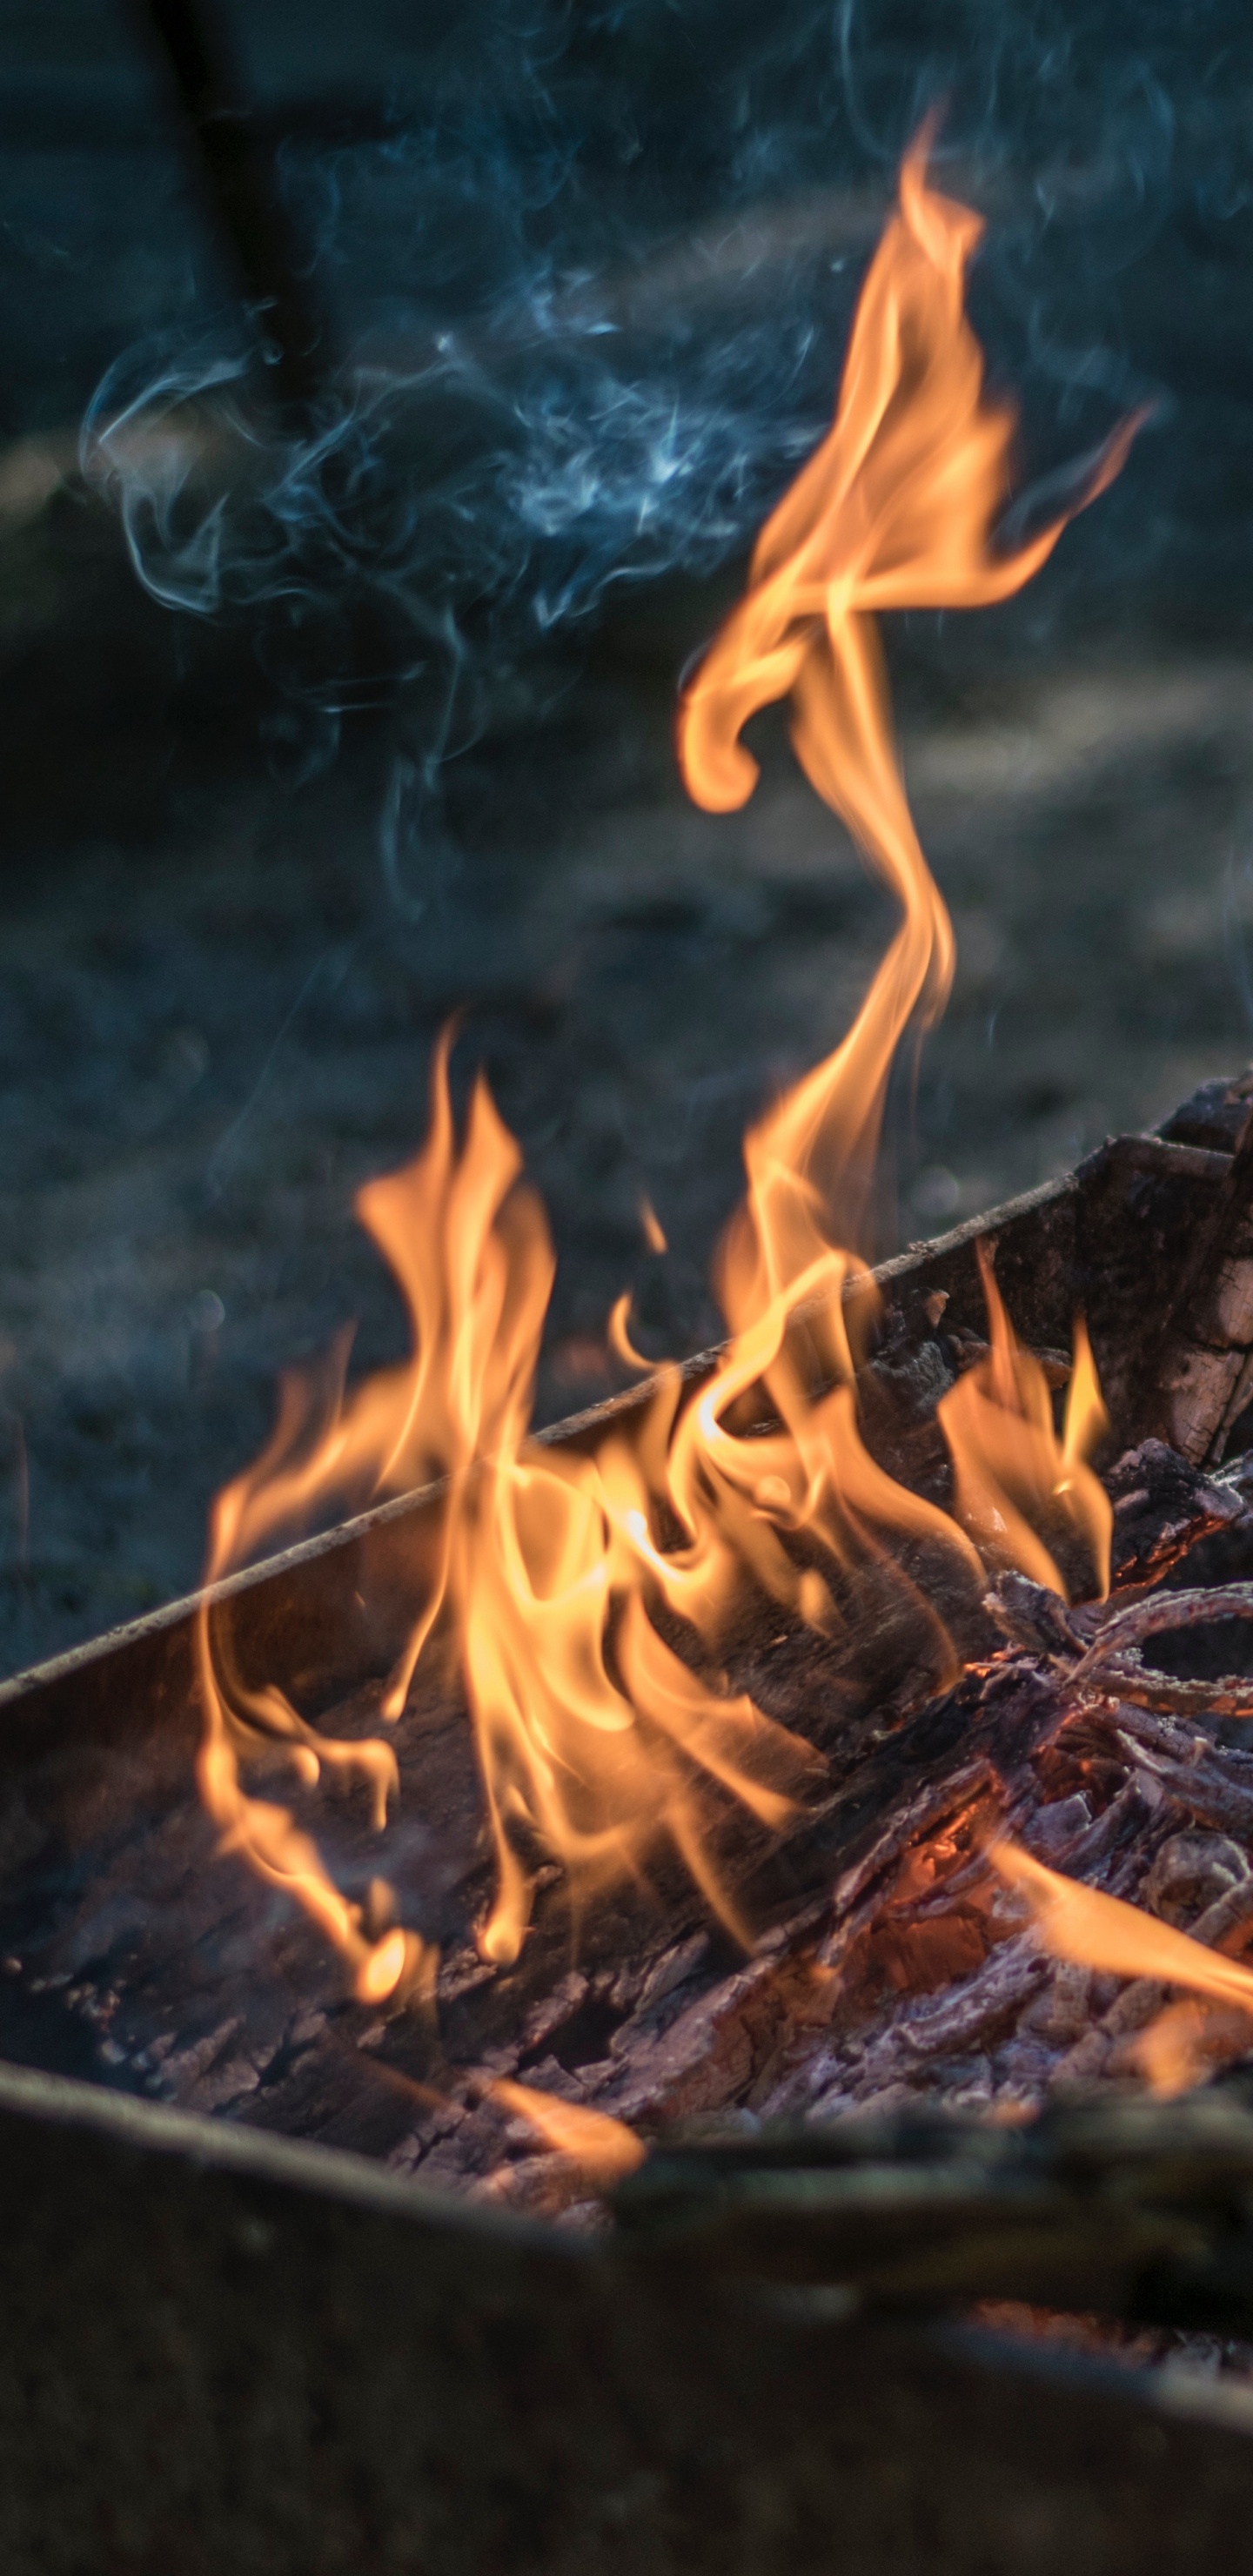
1129 1104 1253 1464
1071 1137 1236 1443
1 2060 1252 2576
866 1135 1229 1442
1071 1584 1253 1716
1104 1439 1247 1593
1156 1070 1253 1157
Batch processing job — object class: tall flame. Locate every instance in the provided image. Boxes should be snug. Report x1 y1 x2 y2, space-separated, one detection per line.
679 117 1140 1284
938 1244 1112 1599
195 129 1138 1996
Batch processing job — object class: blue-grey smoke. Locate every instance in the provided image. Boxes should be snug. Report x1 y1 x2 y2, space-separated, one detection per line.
74 0 1253 717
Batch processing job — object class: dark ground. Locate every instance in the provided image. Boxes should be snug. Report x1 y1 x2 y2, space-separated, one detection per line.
2 2 1253 1676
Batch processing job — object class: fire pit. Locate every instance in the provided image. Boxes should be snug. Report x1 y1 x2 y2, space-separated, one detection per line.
8 127 1253 2568
4 1082 1253 2172
6 1087 1253 2567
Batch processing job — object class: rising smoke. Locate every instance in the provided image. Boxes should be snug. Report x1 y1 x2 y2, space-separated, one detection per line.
80 0 1249 742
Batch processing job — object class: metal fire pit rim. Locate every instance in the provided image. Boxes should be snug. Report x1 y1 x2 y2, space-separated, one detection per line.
0 2056 567 2257
6 2059 1253 2459
0 1158 1100 1721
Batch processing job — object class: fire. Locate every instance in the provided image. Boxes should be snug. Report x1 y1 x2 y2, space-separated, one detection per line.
640 1196 667 1256
992 1841 1253 2096
678 117 1140 1278
607 1292 660 1372
488 2077 645 2183
195 128 1139 1998
938 1244 1112 1599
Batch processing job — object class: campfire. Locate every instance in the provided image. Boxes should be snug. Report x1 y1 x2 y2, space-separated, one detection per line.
195 124 1143 2013
9 131 1253 2363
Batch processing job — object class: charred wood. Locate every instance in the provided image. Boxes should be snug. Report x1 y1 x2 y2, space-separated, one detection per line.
1130 1083 1253 1463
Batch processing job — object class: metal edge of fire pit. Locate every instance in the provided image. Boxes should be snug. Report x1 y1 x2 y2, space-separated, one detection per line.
2 2051 1253 2575
0 1166 1082 1714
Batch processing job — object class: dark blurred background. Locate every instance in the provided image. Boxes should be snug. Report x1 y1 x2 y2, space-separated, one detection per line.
1 0 1252 1674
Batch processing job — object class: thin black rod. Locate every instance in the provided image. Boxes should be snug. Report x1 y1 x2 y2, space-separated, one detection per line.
129 0 329 417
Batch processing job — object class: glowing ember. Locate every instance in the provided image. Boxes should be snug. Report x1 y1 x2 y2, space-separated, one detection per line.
195 127 1139 1999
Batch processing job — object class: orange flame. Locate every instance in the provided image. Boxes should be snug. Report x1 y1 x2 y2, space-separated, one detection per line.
1127 1997 1253 2099
489 2077 645 2182
194 129 1138 1996
992 1840 1253 2094
640 1196 667 1256
679 116 1141 1282
607 1292 660 1372
199 1036 814 1979
938 1244 1112 1599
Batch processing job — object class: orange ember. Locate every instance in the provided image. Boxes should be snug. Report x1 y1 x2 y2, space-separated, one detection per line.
195 128 1139 2002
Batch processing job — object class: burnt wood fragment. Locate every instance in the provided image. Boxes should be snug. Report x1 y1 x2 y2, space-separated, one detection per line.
1129 1102 1253 1464
1156 1070 1253 1157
